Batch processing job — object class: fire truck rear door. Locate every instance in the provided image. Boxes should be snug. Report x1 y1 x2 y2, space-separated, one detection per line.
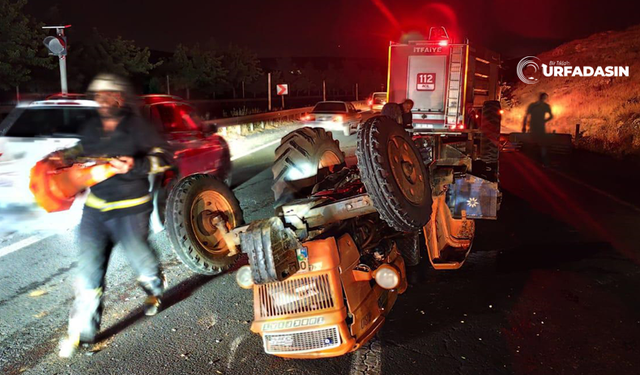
407 55 447 112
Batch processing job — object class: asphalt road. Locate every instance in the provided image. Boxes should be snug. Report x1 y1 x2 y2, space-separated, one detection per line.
1 123 639 375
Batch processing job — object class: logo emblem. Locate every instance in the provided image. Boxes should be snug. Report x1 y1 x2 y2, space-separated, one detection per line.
517 56 542 84
467 197 479 208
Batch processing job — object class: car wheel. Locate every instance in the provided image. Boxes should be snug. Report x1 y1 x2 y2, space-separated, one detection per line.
165 174 243 275
356 116 432 232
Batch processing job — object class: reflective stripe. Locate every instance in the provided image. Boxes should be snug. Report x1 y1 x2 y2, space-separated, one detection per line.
150 147 168 154
149 156 159 174
85 193 151 212
138 275 160 283
148 155 171 174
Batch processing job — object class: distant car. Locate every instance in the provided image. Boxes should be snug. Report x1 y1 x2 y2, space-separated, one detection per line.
0 95 231 232
301 101 362 136
0 99 100 206
368 92 387 112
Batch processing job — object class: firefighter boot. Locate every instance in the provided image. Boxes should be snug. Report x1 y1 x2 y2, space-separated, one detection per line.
59 287 103 358
139 274 166 316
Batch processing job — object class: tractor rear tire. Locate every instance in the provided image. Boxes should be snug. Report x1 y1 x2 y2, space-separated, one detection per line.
271 127 345 206
479 100 501 181
356 116 432 232
166 174 243 275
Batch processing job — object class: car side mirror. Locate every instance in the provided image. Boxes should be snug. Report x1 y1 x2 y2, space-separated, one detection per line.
356 109 362 113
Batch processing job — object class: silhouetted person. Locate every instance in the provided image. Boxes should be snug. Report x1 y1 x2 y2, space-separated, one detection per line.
522 92 553 165
401 99 414 128
522 92 553 134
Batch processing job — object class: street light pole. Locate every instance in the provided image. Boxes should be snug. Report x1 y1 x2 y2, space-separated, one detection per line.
322 80 326 101
268 73 272 111
42 25 71 94
59 53 68 94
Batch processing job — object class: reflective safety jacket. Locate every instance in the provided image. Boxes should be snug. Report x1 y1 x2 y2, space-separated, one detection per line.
73 111 173 217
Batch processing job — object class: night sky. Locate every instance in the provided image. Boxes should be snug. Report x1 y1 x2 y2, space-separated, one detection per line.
27 0 640 59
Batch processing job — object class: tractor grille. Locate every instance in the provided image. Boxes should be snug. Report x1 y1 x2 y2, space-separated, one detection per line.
264 326 341 354
257 273 335 318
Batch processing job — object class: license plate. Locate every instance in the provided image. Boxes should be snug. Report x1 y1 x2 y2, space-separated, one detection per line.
269 335 294 347
296 247 309 272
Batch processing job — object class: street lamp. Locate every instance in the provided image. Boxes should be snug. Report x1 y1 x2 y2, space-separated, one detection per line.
42 25 71 94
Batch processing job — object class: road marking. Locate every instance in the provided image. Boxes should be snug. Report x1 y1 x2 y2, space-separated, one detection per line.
230 139 282 161
0 233 53 259
548 168 640 214
226 334 247 370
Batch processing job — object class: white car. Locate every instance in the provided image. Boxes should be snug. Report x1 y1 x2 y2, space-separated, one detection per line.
0 99 100 207
368 92 387 112
300 101 362 136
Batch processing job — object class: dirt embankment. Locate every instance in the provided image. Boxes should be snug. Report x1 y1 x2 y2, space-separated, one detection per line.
501 25 640 159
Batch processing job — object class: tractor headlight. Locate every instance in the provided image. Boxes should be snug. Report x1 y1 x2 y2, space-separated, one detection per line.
373 265 400 290
236 265 254 289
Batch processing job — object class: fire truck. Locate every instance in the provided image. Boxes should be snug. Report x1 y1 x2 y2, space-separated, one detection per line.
389 27 501 132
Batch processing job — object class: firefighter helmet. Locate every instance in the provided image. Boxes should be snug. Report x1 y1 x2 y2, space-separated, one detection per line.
87 73 131 93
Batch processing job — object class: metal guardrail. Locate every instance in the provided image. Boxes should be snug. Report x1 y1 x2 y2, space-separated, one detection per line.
206 101 368 136
0 100 369 136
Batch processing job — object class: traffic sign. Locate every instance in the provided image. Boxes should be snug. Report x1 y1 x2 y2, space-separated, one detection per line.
277 84 288 96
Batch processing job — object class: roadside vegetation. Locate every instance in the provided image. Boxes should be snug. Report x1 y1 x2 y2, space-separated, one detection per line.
502 25 640 159
0 0 385 103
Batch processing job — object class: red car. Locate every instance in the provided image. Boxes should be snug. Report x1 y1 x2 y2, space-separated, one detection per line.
138 95 232 226
140 95 240 276
2 94 236 275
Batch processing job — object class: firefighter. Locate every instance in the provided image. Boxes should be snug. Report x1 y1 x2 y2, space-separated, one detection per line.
401 99 414 128
522 92 554 165
58 73 172 358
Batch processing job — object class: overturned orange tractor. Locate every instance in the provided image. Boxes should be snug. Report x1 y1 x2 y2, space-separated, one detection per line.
190 117 500 359
159 27 503 359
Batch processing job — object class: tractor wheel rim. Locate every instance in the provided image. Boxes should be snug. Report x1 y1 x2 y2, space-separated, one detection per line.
190 190 235 256
318 150 342 169
388 135 425 205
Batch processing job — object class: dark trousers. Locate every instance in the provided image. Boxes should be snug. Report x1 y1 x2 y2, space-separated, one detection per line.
68 206 163 341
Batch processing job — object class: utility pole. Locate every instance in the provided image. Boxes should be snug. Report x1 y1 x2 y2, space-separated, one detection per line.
16 86 20 103
322 80 326 101
242 81 245 99
43 25 71 94
355 83 359 101
166 75 171 95
268 73 272 111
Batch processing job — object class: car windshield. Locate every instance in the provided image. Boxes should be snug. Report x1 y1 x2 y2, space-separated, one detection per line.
372 94 386 104
3 107 99 137
312 102 347 113
150 103 202 132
